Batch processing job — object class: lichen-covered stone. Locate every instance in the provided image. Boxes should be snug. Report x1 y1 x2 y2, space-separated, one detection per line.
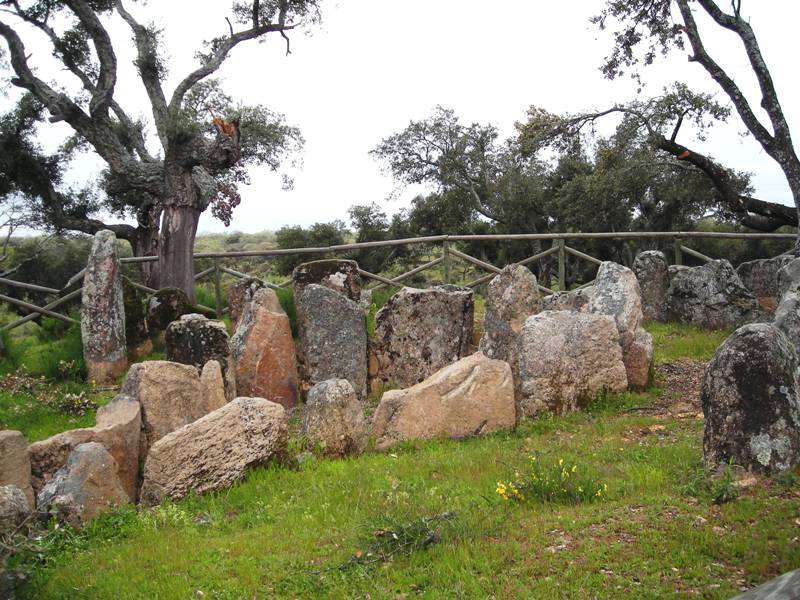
120 361 223 457
37 443 129 528
0 485 30 533
539 286 594 312
371 353 515 451
146 287 192 333
231 288 298 408
0 430 33 509
297 284 367 398
81 230 127 384
28 395 141 501
701 323 800 473
140 397 287 506
227 278 266 331
777 257 800 299
666 259 763 329
372 286 474 388
736 256 793 306
633 250 669 322
166 314 235 401
516 310 628 417
292 259 361 309
774 290 800 357
303 379 367 457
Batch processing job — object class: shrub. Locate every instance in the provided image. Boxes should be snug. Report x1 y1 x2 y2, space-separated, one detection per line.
496 453 607 504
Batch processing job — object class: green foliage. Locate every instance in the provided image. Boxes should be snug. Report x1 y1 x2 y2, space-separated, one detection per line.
273 221 349 275
496 453 608 504
1 322 86 381
365 286 398 338
646 321 730 364
274 288 298 338
682 462 739 505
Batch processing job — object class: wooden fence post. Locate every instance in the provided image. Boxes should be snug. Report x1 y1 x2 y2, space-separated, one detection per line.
674 238 683 266
442 241 451 284
557 238 566 291
214 258 223 319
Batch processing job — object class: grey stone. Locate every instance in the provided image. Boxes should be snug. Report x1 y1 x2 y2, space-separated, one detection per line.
372 286 474 388
146 287 192 333
37 442 129 528
81 230 127 384
732 568 800 599
303 379 367 457
297 284 367 399
140 397 287 506
539 286 594 312
666 259 763 329
777 258 800 299
774 290 800 356
701 323 800 473
0 430 33 509
166 314 236 401
0 485 30 534
293 259 361 310
737 256 793 301
227 277 266 331
633 250 669 322
516 310 628 417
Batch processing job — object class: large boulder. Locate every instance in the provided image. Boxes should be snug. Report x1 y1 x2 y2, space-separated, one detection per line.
28 396 141 501
37 442 129 528
516 310 628 417
120 361 224 457
166 314 235 401
146 287 192 334
0 485 30 533
81 230 127 384
774 290 800 356
372 353 515 451
701 323 800 473
372 286 474 389
227 277 267 331
303 379 367 457
0 430 33 509
539 287 594 312
297 284 367 399
479 264 540 368
231 288 298 408
588 262 653 389
737 256 793 310
140 397 288 506
666 259 763 329
292 259 361 309
633 250 669 322
777 257 800 299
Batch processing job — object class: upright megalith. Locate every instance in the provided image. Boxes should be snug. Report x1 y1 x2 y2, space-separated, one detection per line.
297 284 367 398
81 229 127 383
736 256 792 312
231 288 299 408
372 286 474 389
123 278 152 358
227 277 267 331
701 323 800 473
292 259 361 310
166 314 235 401
0 430 34 509
633 250 669 322
146 287 192 335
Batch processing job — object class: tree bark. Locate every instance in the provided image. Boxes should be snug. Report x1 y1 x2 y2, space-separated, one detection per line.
158 203 199 302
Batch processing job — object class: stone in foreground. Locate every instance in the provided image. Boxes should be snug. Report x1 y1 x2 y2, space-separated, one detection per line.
303 379 367 457
232 288 298 408
632 250 669 322
701 323 800 473
731 568 800 600
0 485 30 533
297 284 367 398
140 397 288 506
371 353 515 451
372 286 474 388
81 229 127 383
28 396 141 501
0 430 34 509
37 442 129 529
516 310 628 417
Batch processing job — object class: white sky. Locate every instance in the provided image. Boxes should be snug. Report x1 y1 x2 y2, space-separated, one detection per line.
4 0 799 234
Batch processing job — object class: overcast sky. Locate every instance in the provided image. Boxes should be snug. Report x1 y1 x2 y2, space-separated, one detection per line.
5 0 800 235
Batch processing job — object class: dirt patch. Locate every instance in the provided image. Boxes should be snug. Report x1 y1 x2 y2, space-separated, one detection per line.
643 360 707 419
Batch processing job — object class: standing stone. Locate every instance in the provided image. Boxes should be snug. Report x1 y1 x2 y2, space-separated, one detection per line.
28 396 141 501
633 250 670 322
146 287 193 334
166 314 236 401
666 259 763 329
231 288 298 408
0 431 33 509
297 284 367 399
539 287 594 312
37 442 129 529
737 256 793 310
0 485 30 533
200 360 228 413
777 257 800 299
775 290 800 356
120 361 223 457
371 353 515 451
227 278 266 331
140 397 288 506
516 310 628 417
81 230 127 384
372 286 474 389
589 261 653 389
123 278 152 359
479 264 540 366
292 259 361 310
701 323 800 473
303 379 367 457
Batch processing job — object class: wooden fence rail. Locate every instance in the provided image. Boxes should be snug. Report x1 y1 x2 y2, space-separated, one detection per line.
0 230 794 331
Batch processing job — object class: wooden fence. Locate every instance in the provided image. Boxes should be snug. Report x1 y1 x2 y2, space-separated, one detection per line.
0 230 795 331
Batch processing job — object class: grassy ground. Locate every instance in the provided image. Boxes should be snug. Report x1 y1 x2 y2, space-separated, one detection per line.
4 322 798 598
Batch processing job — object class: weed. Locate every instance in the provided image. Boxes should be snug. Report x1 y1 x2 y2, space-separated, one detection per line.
274 288 298 338
682 461 739 505
496 453 608 504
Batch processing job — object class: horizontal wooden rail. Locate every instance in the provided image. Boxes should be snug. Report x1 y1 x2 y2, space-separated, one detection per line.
0 289 83 331
0 293 77 325
369 257 445 290
0 276 60 295
194 266 215 281
681 245 715 263
448 248 502 274
565 245 604 266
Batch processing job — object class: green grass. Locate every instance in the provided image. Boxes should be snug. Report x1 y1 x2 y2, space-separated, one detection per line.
645 321 731 364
